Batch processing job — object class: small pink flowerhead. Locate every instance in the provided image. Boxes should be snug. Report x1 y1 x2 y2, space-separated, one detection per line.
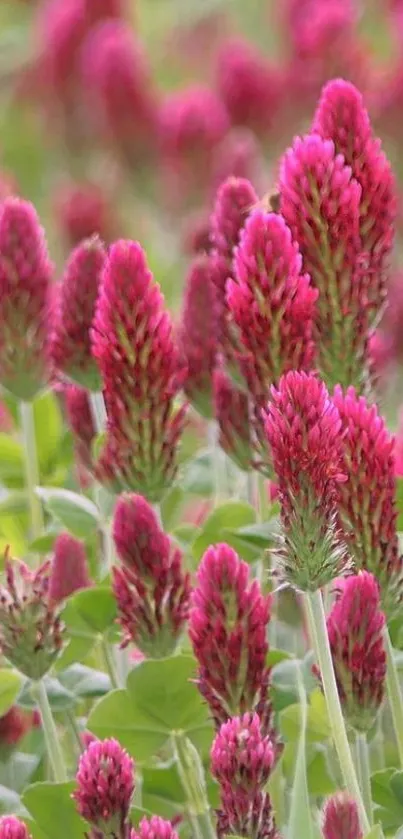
131 816 179 839
179 253 220 417
49 532 91 604
113 494 171 577
92 240 187 501
0 816 31 839
211 712 275 792
265 371 350 590
81 20 158 162
279 133 368 391
51 236 105 390
73 737 134 835
55 181 114 248
0 706 34 751
213 368 251 472
0 197 53 400
216 38 281 135
64 384 96 478
228 210 317 397
324 571 386 732
313 78 397 307
211 176 258 261
0 553 64 679
322 792 363 839
189 543 275 737
333 385 403 617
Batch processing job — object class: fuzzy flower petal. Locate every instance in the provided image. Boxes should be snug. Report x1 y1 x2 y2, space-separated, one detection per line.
322 792 363 839
73 737 134 835
131 816 180 839
49 532 92 604
0 816 31 839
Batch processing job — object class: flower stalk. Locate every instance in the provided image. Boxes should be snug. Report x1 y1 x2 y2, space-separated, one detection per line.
384 626 403 767
355 733 373 827
31 680 67 783
172 732 216 839
20 400 44 543
306 590 369 833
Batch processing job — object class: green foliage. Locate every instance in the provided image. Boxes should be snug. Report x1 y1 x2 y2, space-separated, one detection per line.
0 670 22 716
22 782 87 839
35 488 100 538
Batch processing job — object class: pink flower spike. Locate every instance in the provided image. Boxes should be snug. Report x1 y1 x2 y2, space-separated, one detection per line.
131 816 180 839
264 371 350 591
211 713 277 839
0 816 31 839
313 78 397 309
0 197 53 400
189 543 275 738
0 554 64 679
112 494 191 656
215 38 281 136
179 253 220 417
333 385 403 617
49 532 92 604
73 737 134 835
323 571 386 732
228 209 317 399
51 236 106 390
211 176 258 262
64 384 96 481
322 793 363 839
92 240 187 502
279 133 368 391
213 368 252 472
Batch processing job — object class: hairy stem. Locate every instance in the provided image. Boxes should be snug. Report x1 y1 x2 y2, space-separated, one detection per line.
384 626 403 767
355 732 373 826
32 680 67 783
173 732 216 839
101 636 120 689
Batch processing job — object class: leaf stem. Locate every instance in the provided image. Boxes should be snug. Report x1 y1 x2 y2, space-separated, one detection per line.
384 626 403 767
306 590 369 833
19 400 44 542
101 636 120 689
355 732 373 826
32 680 67 783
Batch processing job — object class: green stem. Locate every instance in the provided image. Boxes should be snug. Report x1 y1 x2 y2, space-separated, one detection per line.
355 732 373 826
384 626 403 767
32 680 67 783
90 391 107 433
101 636 120 689
19 400 44 542
173 732 216 839
306 590 369 833
65 709 83 757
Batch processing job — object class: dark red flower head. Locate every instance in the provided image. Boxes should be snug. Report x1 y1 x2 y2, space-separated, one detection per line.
322 792 363 839
73 737 134 835
49 532 92 604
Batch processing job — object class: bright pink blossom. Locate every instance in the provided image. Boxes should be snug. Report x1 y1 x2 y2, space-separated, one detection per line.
322 793 363 839
49 532 91 604
92 240 187 502
131 816 179 839
73 737 134 835
324 571 386 732
265 371 349 590
333 385 403 616
211 176 258 262
0 816 31 839
216 38 281 135
179 254 220 417
279 133 369 390
228 210 317 399
211 713 277 839
189 543 275 735
64 384 95 480
51 237 105 390
0 197 53 400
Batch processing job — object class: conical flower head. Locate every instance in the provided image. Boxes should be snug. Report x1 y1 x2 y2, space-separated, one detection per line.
112 494 191 657
131 816 179 839
313 78 397 309
322 793 363 839
214 368 252 471
211 713 277 839
0 816 31 839
0 554 64 679
264 371 350 591
73 737 134 836
64 384 96 480
92 240 187 502
211 176 258 261
51 236 106 390
228 209 317 399
49 532 92 604
179 254 219 417
215 38 281 135
279 133 369 391
323 571 386 733
333 385 403 617
0 198 53 400
189 543 275 737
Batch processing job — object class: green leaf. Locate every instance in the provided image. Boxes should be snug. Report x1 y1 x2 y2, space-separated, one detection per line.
0 490 28 516
0 669 22 715
161 486 185 531
23 782 87 839
192 502 256 561
180 450 213 496
33 391 63 478
396 477 403 530
142 763 186 820
280 689 331 744
364 827 383 839
0 784 27 817
371 769 403 831
0 753 40 793
0 433 24 486
64 587 118 636
18 676 76 712
58 664 110 698
88 656 212 763
35 488 99 538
